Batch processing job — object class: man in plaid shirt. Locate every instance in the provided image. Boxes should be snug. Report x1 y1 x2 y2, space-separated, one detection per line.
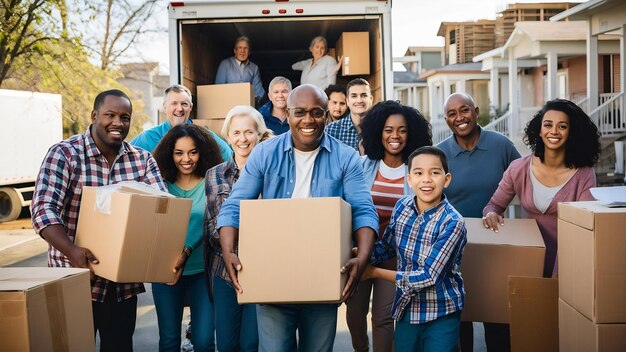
325 78 373 151
31 89 165 351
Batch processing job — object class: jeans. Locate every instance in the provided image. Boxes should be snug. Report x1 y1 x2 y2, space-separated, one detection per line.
152 273 215 352
213 276 259 351
256 303 338 352
92 286 137 352
395 311 461 352
460 321 511 352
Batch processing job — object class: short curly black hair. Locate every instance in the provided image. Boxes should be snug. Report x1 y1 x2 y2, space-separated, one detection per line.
360 100 432 163
524 99 600 168
153 124 224 183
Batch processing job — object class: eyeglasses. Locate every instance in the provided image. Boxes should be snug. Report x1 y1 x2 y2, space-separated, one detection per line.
288 107 327 119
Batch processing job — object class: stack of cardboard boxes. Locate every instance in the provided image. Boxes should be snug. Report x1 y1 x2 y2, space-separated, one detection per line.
557 202 626 351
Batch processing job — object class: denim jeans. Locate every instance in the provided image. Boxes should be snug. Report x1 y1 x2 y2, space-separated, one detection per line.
256 303 338 352
213 276 258 352
152 273 215 352
395 311 461 352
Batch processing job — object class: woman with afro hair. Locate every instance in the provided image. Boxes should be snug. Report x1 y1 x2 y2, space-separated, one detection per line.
346 100 432 352
483 99 600 277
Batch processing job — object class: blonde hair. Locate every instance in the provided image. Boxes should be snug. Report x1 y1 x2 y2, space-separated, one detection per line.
221 105 274 142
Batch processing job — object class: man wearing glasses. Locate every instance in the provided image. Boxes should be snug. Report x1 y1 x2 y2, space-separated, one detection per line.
216 84 378 352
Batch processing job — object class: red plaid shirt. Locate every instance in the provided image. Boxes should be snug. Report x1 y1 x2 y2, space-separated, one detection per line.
31 127 165 302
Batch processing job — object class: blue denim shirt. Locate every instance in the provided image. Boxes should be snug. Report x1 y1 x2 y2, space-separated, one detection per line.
130 119 233 162
216 132 379 234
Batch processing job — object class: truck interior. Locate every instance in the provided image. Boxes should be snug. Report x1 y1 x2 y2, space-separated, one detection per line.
179 15 384 111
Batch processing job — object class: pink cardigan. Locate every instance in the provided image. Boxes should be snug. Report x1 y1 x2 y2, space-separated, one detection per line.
483 155 596 277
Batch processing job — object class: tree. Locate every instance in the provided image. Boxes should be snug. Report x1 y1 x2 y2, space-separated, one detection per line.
0 0 64 86
69 0 163 70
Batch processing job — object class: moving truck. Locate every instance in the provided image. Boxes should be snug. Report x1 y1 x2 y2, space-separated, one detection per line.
167 0 393 108
0 90 62 222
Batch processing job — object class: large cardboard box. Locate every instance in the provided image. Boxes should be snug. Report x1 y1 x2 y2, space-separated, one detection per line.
237 197 352 304
508 276 559 352
197 83 255 119
559 298 626 352
336 32 370 76
76 182 192 283
558 201 626 323
460 218 545 323
192 118 225 136
0 267 95 351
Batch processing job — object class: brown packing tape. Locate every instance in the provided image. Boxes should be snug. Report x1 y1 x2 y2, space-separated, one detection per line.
44 280 69 351
156 197 169 214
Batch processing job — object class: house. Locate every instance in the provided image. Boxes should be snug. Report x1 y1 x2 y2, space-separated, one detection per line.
393 46 444 117
552 0 625 137
118 62 170 129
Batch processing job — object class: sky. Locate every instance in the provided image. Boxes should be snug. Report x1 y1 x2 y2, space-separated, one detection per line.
132 0 580 74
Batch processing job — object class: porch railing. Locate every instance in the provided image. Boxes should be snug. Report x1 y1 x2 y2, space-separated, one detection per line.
431 117 452 145
590 92 625 136
483 111 511 137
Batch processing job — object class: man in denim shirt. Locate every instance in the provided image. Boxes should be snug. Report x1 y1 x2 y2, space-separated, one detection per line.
217 84 378 352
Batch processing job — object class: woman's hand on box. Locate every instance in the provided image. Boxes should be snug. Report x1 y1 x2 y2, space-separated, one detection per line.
169 247 191 285
483 212 505 233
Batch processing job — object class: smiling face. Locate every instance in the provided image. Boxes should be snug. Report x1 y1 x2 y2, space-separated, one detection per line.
444 94 479 139
268 82 290 110
382 114 408 157
408 153 451 212
173 136 199 177
288 87 326 152
164 90 192 126
227 114 261 160
540 110 570 152
234 39 250 62
310 39 326 61
91 95 132 153
347 84 373 117
328 91 347 120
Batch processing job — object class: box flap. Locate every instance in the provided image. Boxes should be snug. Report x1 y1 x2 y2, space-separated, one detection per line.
85 182 172 215
0 268 89 292
558 201 626 230
465 218 545 248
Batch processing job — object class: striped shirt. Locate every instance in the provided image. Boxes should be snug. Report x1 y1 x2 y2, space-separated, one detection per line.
371 167 404 238
31 127 166 302
325 113 360 151
371 195 466 324
204 158 239 284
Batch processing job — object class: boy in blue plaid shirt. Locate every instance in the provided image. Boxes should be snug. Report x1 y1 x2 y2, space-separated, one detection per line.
360 146 467 351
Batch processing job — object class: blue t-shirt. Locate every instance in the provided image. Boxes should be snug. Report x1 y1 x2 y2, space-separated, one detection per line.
437 128 521 218
130 119 233 162
166 180 206 276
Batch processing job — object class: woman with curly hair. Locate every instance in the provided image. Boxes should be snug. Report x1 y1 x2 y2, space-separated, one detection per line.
346 100 432 352
483 99 600 277
204 105 273 352
152 124 223 351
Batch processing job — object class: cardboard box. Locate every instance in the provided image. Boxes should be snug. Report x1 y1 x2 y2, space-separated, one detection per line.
0 267 95 351
508 276 559 352
559 298 626 352
237 197 352 304
460 218 545 323
558 201 626 323
336 32 370 76
192 118 225 136
76 182 192 283
197 83 255 119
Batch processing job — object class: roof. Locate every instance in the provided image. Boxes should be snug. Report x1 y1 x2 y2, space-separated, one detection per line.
551 0 622 21
120 62 159 74
436 20 496 37
512 21 587 42
419 62 483 79
405 46 444 55
394 71 424 84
